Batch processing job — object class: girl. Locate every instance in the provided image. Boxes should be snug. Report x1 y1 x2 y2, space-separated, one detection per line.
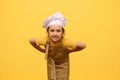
29 12 86 80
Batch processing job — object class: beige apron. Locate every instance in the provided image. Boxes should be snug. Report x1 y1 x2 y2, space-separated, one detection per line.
46 41 69 80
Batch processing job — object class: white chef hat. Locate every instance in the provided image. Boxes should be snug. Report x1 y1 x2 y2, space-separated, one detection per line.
42 12 66 28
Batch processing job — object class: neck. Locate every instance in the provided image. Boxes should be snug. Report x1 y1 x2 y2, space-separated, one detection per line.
51 39 61 44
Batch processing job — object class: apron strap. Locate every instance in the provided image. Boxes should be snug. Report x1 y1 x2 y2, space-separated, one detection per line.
45 38 50 60
48 57 56 80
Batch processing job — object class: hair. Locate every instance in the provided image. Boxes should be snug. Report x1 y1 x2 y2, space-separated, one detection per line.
46 27 65 34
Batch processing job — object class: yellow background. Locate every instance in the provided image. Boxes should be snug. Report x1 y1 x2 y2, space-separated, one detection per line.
0 0 120 80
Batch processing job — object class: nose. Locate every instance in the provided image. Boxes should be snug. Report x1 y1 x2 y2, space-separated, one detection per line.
53 31 57 35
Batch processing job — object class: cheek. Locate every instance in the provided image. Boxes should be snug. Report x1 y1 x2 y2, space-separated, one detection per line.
48 31 53 35
58 33 63 37
48 33 53 37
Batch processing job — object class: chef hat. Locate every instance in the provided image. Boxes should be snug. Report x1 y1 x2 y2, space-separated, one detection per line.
42 12 66 28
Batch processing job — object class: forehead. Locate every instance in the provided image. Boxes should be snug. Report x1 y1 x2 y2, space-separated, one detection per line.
49 25 63 29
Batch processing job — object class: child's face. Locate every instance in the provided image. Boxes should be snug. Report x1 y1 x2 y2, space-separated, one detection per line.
48 25 64 43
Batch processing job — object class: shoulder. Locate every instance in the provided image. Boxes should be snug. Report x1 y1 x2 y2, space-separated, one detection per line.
36 36 48 46
62 37 76 49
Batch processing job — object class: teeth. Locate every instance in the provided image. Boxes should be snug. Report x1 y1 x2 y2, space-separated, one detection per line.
53 37 58 38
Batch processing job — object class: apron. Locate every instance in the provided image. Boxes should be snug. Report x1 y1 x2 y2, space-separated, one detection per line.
46 41 69 80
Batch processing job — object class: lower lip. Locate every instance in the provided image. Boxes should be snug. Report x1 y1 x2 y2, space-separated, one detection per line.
53 38 58 40
52 37 59 40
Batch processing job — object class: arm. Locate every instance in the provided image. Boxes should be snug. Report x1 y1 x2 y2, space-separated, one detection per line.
29 38 45 53
67 41 86 53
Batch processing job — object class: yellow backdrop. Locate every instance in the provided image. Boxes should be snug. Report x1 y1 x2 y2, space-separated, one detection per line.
0 0 120 80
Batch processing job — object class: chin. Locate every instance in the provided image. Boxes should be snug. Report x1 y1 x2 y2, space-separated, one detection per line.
51 39 61 43
52 40 59 43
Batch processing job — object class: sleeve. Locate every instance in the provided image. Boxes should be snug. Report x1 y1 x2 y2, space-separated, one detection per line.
63 38 76 50
36 37 47 46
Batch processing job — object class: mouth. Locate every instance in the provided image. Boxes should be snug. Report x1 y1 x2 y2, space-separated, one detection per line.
52 37 59 40
51 36 60 41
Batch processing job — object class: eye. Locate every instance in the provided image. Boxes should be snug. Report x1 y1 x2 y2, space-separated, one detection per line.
50 29 54 32
57 29 62 32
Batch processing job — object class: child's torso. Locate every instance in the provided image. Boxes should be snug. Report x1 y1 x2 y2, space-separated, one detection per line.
48 43 69 65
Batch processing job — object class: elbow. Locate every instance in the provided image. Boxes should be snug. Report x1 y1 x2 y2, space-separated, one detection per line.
78 44 86 50
81 43 86 49
29 38 36 44
76 42 86 50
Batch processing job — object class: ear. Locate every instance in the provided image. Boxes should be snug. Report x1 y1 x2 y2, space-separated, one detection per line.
47 34 49 37
62 32 65 35
62 34 65 38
